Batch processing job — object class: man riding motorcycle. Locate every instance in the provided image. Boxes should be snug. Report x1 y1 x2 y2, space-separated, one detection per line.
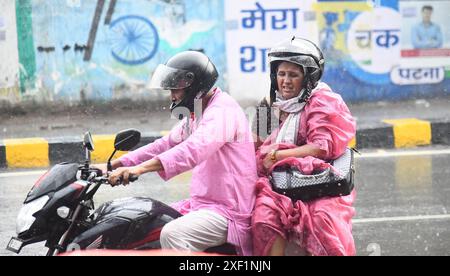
99 51 258 256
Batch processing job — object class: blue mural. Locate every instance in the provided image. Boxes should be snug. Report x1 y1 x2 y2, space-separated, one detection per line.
109 15 159 65
30 0 226 101
15 0 450 103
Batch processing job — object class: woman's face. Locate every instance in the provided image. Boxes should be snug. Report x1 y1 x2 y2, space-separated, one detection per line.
276 61 304 100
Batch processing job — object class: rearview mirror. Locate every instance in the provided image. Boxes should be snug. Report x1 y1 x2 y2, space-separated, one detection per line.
114 129 141 151
83 132 94 151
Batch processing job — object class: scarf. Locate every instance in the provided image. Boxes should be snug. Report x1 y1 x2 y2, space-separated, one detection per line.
273 90 306 144
272 89 307 113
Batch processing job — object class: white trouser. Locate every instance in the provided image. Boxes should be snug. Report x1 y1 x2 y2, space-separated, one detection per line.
160 209 228 252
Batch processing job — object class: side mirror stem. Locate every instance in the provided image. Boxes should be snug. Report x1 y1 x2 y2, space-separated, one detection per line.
84 148 91 169
107 149 117 172
85 148 90 161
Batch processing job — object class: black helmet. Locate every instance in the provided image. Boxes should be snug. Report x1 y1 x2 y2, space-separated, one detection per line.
149 51 218 112
268 36 325 104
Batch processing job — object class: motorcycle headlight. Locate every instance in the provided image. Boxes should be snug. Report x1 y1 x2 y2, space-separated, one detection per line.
16 196 50 234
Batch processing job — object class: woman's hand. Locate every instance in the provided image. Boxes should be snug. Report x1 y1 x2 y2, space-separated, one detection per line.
263 154 276 171
108 166 143 187
260 143 280 156
260 144 280 171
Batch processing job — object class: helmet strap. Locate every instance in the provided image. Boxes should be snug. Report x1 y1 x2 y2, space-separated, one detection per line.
170 87 196 113
299 74 313 103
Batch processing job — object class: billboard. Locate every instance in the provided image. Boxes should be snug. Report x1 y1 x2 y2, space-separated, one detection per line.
225 0 317 102
394 0 450 86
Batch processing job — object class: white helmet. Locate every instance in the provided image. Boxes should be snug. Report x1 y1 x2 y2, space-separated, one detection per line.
268 36 325 103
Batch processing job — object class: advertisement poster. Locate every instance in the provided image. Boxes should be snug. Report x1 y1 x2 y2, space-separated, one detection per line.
225 0 317 102
314 0 449 101
400 0 450 56
393 0 450 86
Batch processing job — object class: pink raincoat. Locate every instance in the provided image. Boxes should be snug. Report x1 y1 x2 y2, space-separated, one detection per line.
252 83 357 256
119 88 257 256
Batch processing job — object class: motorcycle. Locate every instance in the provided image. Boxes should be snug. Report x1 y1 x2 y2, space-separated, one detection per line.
6 129 236 256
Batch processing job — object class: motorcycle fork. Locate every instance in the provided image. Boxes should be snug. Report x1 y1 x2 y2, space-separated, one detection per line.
52 203 86 256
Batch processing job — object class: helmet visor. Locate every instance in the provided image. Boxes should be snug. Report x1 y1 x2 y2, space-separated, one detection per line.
269 54 319 69
148 64 195 90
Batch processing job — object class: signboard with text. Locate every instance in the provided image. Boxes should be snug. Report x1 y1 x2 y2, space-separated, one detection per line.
225 0 317 102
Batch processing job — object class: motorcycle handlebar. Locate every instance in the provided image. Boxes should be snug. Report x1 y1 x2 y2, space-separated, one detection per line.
117 174 139 185
128 174 139 182
85 165 139 186
92 174 139 185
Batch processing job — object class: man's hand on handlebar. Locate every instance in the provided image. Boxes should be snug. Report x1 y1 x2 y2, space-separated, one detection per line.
108 166 142 187
92 163 108 176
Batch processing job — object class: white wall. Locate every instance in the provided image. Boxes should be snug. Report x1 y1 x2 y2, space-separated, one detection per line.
0 0 20 89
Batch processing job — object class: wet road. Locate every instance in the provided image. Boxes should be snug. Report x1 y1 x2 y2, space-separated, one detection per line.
1 146 449 256
351 147 450 256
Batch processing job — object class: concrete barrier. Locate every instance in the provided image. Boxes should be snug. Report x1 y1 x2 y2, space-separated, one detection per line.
0 133 162 168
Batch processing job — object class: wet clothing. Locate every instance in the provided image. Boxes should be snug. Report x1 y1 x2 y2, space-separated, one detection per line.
119 88 257 256
252 82 357 256
160 209 228 252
